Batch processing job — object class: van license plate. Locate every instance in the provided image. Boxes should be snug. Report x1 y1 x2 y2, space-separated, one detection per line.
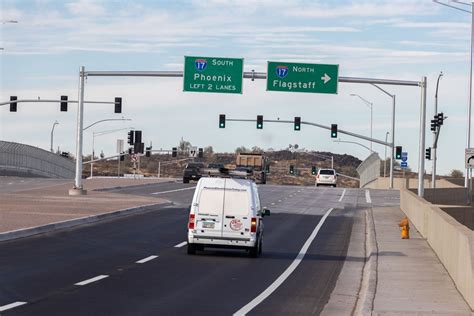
202 222 215 229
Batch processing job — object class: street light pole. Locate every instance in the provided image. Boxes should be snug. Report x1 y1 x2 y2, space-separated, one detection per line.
384 132 389 178
50 120 59 153
350 94 374 152
432 72 443 188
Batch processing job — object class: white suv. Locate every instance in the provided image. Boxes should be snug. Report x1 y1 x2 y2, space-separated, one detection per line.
316 168 337 187
187 177 270 257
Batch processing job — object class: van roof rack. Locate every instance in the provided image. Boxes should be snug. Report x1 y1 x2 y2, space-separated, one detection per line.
201 167 253 179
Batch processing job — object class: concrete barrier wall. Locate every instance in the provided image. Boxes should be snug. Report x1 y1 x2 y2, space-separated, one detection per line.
356 153 380 188
400 189 474 309
0 141 74 179
412 187 469 206
365 177 457 190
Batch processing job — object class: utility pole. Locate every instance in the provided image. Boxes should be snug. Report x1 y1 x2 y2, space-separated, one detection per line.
432 72 443 188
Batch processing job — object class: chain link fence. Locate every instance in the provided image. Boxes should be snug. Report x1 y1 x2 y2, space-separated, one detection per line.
356 152 381 188
0 141 75 178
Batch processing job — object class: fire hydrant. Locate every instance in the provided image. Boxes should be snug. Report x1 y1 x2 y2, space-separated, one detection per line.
398 217 410 239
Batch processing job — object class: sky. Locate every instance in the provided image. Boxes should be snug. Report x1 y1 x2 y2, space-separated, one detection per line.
0 0 472 176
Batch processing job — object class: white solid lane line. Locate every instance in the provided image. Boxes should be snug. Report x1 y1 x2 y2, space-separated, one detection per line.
0 302 27 312
136 255 159 264
151 187 196 195
338 189 346 202
365 190 372 204
234 207 335 316
174 241 187 248
75 275 109 286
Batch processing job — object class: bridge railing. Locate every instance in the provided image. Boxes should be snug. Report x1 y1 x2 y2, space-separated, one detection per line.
0 141 75 178
356 152 381 188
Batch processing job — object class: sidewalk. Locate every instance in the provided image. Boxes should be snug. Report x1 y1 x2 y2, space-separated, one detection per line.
372 206 472 315
0 178 174 234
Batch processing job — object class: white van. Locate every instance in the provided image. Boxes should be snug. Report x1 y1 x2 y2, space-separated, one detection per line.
187 177 270 257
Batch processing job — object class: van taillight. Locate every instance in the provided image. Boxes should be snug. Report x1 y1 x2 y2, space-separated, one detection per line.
251 217 257 233
188 214 195 230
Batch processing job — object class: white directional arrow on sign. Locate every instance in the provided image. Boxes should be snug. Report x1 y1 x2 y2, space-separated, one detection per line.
321 73 331 84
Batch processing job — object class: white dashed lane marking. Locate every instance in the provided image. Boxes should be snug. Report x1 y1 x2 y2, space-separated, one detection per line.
0 302 27 312
365 190 372 204
75 275 109 286
136 255 159 264
174 241 187 248
338 189 346 202
151 187 196 195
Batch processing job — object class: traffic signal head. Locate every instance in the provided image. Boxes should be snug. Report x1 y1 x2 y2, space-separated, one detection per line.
311 166 317 175
115 97 122 114
425 148 431 160
134 130 142 144
120 154 125 161
257 115 263 129
219 114 226 128
127 130 135 145
10 96 17 112
331 124 338 138
60 95 68 112
289 165 294 175
430 119 437 132
437 112 444 126
198 148 203 158
145 146 151 157
294 117 301 131
396 146 402 159
172 147 178 158
134 142 144 154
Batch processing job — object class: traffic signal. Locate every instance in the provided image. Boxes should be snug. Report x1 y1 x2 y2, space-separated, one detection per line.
289 165 295 175
115 97 122 114
396 146 402 160
294 117 301 131
425 148 431 160
172 147 178 157
127 130 135 145
134 130 142 144
437 112 444 126
145 146 152 157
219 114 226 128
430 119 437 132
257 115 263 129
331 124 338 138
120 154 125 161
198 148 203 158
10 96 17 112
311 166 317 175
134 142 144 154
60 95 68 112
128 147 133 154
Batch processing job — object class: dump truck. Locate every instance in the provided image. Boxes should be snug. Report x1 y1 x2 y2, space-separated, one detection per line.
236 153 269 184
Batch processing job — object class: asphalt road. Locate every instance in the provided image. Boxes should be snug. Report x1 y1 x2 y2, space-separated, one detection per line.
0 182 399 315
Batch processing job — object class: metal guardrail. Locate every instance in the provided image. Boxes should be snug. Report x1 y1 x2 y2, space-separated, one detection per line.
356 152 381 188
0 141 75 178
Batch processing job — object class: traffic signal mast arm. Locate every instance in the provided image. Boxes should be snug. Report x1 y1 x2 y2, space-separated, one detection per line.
0 99 118 106
225 117 392 147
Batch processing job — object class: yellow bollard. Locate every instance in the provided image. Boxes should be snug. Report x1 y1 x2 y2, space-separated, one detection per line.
398 217 410 239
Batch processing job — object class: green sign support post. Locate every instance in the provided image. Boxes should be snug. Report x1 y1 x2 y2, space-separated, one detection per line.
267 61 339 94
183 56 244 94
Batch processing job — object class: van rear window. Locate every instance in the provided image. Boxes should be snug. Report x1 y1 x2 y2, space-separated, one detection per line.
319 170 335 175
198 188 224 215
224 190 249 216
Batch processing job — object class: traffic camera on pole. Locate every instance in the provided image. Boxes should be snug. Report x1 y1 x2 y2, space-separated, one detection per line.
425 148 431 160
294 117 301 131
396 146 402 160
114 97 122 114
219 114 226 128
257 115 263 129
60 96 68 112
331 124 338 138
10 96 17 112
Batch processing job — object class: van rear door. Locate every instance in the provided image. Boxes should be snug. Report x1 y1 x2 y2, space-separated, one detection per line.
195 186 224 238
221 182 252 239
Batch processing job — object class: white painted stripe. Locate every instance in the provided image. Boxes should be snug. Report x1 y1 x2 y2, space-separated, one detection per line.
234 207 334 315
365 190 372 204
136 255 158 264
278 200 282 202
0 302 27 312
151 186 196 195
338 189 346 202
174 241 187 248
75 275 109 286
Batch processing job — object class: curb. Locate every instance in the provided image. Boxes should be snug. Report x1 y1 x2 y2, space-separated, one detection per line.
0 201 174 243
354 208 378 315
93 180 177 192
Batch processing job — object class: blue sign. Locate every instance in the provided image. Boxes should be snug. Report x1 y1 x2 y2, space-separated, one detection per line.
275 65 289 78
401 152 408 162
401 161 408 168
195 59 207 71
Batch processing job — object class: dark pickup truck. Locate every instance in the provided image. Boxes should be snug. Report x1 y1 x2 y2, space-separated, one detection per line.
183 162 205 183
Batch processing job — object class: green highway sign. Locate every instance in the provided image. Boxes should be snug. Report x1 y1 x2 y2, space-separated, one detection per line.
267 61 339 94
183 56 243 94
